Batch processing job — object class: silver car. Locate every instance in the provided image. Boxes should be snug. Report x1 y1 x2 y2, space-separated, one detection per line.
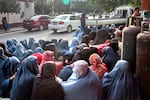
48 14 80 33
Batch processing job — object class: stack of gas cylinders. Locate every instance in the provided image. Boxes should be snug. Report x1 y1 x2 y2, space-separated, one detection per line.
121 0 150 99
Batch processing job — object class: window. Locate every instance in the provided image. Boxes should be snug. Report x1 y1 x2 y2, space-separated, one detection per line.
70 16 78 20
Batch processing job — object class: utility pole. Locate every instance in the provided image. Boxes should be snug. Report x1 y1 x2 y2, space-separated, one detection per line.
41 0 44 14
52 0 55 16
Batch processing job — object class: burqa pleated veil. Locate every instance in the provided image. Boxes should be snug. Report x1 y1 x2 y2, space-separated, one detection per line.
10 56 39 100
102 60 141 100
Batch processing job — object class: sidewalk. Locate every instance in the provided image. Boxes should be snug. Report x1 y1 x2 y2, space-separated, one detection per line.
0 27 25 34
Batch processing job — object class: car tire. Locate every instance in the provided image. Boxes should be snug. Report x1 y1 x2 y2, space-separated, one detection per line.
67 25 72 33
39 25 44 31
28 28 32 31
53 29 57 33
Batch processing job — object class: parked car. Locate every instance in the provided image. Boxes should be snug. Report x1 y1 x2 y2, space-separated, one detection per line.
23 15 51 31
48 14 80 33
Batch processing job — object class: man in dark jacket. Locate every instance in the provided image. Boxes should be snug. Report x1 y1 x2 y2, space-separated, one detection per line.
80 13 86 31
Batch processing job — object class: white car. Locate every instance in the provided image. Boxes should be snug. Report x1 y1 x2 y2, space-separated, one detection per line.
48 14 80 32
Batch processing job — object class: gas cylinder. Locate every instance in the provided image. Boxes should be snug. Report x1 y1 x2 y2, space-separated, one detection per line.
141 0 150 10
136 30 150 100
121 26 141 73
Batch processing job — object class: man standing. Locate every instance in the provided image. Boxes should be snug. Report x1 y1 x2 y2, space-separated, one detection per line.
2 17 7 31
80 13 86 31
126 7 142 27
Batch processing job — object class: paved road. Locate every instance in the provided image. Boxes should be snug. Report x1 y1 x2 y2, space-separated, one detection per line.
0 29 73 43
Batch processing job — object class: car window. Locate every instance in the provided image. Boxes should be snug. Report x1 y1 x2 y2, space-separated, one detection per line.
43 16 48 20
55 15 68 20
30 16 40 20
70 16 77 20
47 16 52 21
40 16 45 20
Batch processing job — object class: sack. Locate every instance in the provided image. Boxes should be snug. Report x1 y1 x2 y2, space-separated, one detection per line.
6 23 11 29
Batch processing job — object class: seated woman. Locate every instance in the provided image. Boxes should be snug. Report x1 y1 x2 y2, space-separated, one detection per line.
0 47 20 97
58 64 74 81
10 56 39 100
38 50 64 76
57 39 73 65
61 60 103 100
101 38 120 72
0 42 12 57
31 61 65 100
6 39 16 54
102 60 141 100
89 53 108 80
69 37 80 54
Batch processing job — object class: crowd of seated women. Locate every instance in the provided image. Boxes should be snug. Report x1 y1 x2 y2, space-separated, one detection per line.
0 25 142 100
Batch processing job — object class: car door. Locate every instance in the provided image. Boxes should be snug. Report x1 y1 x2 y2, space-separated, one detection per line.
44 16 51 27
70 15 80 29
40 16 49 28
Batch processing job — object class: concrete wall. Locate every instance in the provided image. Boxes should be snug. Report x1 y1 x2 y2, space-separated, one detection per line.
0 1 35 25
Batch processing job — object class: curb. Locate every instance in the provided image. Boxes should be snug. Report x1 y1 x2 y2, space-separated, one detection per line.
0 27 25 34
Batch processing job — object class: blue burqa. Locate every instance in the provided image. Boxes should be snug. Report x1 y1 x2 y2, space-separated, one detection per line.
20 39 28 49
10 56 39 100
6 39 16 54
101 46 119 71
57 39 72 57
102 60 141 100
0 47 20 97
61 68 103 100
13 43 26 61
28 37 36 50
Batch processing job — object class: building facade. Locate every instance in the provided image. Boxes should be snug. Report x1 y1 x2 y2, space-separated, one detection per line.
0 0 35 28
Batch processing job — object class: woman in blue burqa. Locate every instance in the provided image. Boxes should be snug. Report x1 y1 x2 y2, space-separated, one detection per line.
101 38 120 72
69 37 80 54
27 37 36 50
10 56 39 100
102 60 141 100
61 60 103 100
6 39 16 54
57 39 73 63
0 47 20 97
13 42 26 61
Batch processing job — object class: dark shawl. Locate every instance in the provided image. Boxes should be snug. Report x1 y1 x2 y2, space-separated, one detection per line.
92 29 109 45
31 77 65 100
31 62 64 100
0 42 12 57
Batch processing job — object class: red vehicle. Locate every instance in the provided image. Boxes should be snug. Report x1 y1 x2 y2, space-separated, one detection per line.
23 15 51 31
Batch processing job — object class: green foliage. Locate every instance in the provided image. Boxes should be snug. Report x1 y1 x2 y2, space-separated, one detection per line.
87 0 141 12
35 0 53 14
128 0 141 9
53 0 70 13
0 0 20 14
71 2 102 13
